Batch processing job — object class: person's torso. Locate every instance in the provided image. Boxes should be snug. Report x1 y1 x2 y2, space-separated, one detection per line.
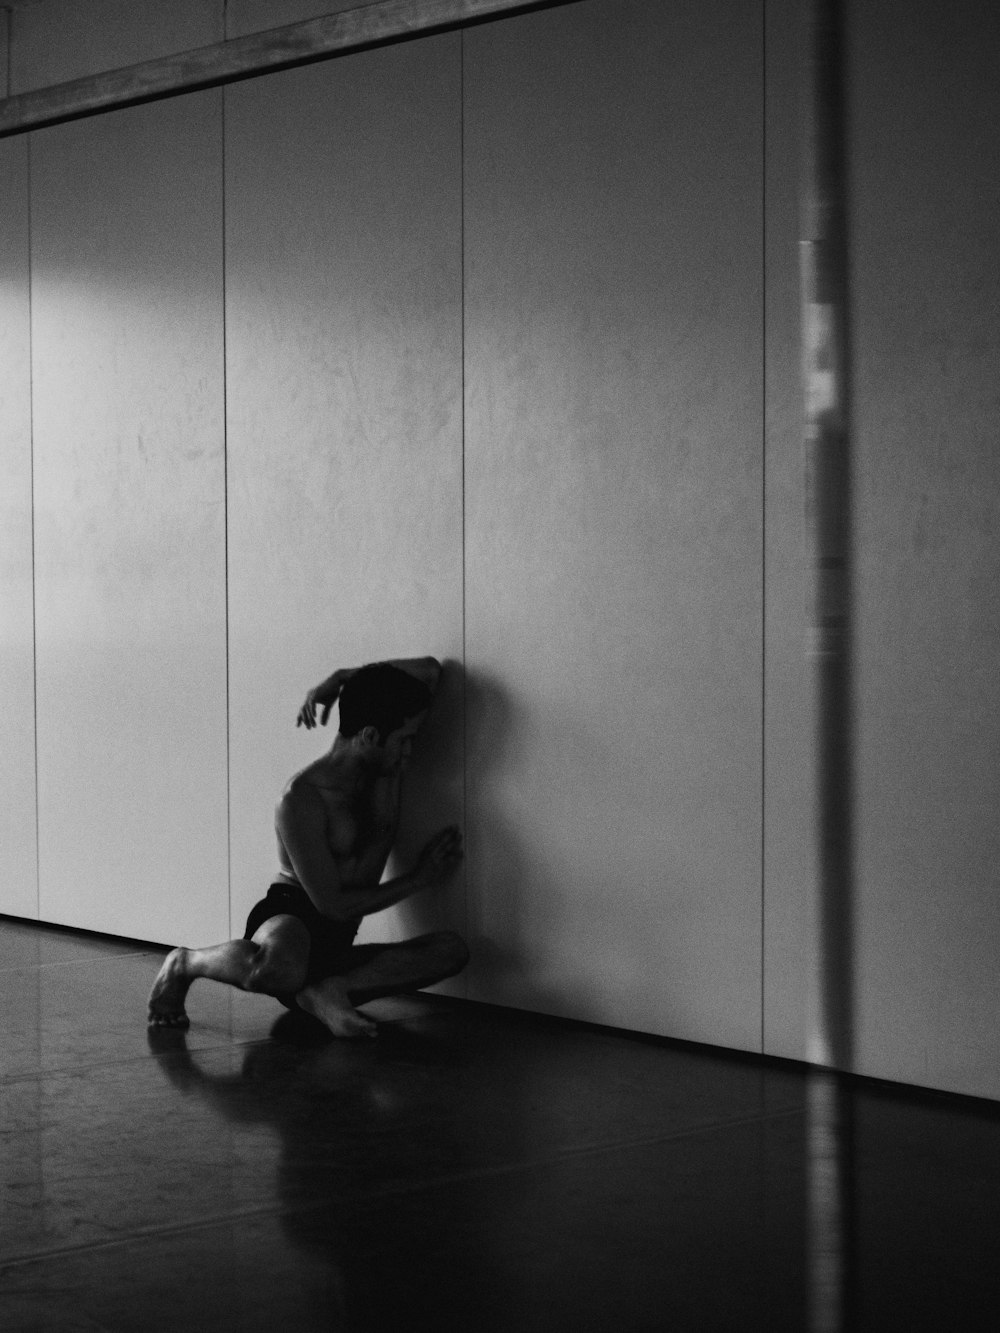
275 758 401 898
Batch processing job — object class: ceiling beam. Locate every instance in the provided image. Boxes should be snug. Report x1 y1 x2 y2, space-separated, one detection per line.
0 0 576 138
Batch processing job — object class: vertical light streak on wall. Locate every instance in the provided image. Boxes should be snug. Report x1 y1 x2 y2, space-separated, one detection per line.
459 29 469 972
760 0 767 1055
28 130 39 920
801 1 856 1330
222 83 232 940
801 0 854 1074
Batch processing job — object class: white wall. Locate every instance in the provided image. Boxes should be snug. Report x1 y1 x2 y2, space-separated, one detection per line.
848 0 1000 1097
756 0 1000 1099
1 12 9 99
0 137 37 919
29 94 229 943
224 37 465 956
4 0 385 93
463 0 764 1045
7 0 222 93
2 0 999 1098
761 0 814 1061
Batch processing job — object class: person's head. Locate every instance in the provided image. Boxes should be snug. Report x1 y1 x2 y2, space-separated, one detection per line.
338 664 432 761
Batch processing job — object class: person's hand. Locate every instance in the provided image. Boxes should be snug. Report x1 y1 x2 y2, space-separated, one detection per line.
296 670 352 729
416 826 464 887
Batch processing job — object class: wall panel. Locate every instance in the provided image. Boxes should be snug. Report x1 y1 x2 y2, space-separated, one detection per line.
0 136 37 919
1 13 9 99
761 0 813 1061
224 39 464 951
30 93 228 943
464 0 764 1044
10 0 223 94
848 0 1000 1098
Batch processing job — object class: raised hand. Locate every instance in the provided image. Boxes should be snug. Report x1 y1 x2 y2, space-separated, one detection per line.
416 825 464 887
296 668 355 729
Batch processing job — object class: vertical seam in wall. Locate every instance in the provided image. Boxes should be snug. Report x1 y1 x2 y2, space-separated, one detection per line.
760 0 768 1056
222 85 232 938
27 132 39 920
460 29 469 988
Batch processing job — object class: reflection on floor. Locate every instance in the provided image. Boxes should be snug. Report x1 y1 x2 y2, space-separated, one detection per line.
2 917 1000 1332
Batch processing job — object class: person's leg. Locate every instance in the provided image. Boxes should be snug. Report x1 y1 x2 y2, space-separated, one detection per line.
147 915 311 1028
295 931 469 1039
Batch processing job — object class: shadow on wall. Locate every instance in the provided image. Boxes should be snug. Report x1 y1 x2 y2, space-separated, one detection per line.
382 656 465 942
463 665 592 1022
384 659 589 1018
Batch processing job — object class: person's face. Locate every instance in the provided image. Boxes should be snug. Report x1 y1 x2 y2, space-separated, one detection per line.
379 712 427 771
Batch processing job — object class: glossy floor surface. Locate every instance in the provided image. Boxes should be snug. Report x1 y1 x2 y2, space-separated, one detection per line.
2 919 1000 1331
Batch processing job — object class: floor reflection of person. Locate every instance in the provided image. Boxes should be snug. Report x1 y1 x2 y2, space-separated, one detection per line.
148 657 468 1038
147 1023 490 1330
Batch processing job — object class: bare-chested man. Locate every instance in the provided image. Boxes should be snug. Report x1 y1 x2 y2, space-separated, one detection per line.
147 657 468 1039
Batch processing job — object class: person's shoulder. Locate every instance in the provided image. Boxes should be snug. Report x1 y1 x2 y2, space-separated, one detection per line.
277 770 325 817
280 764 352 813
277 770 358 856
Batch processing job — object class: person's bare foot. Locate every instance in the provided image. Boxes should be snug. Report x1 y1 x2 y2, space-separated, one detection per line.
297 980 377 1040
147 948 193 1028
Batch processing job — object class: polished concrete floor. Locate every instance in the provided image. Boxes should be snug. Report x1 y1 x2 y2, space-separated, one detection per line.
2 918 1000 1331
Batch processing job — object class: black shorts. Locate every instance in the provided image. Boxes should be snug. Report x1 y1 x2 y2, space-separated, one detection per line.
243 881 360 987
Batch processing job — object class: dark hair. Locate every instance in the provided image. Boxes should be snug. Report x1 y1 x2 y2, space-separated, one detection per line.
338 664 432 743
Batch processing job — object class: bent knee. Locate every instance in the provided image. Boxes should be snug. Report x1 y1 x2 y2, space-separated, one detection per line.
431 930 470 976
246 947 308 997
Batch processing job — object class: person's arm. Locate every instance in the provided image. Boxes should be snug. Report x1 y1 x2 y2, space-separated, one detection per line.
296 667 353 730
346 825 463 919
382 656 442 692
276 785 461 920
296 656 442 729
